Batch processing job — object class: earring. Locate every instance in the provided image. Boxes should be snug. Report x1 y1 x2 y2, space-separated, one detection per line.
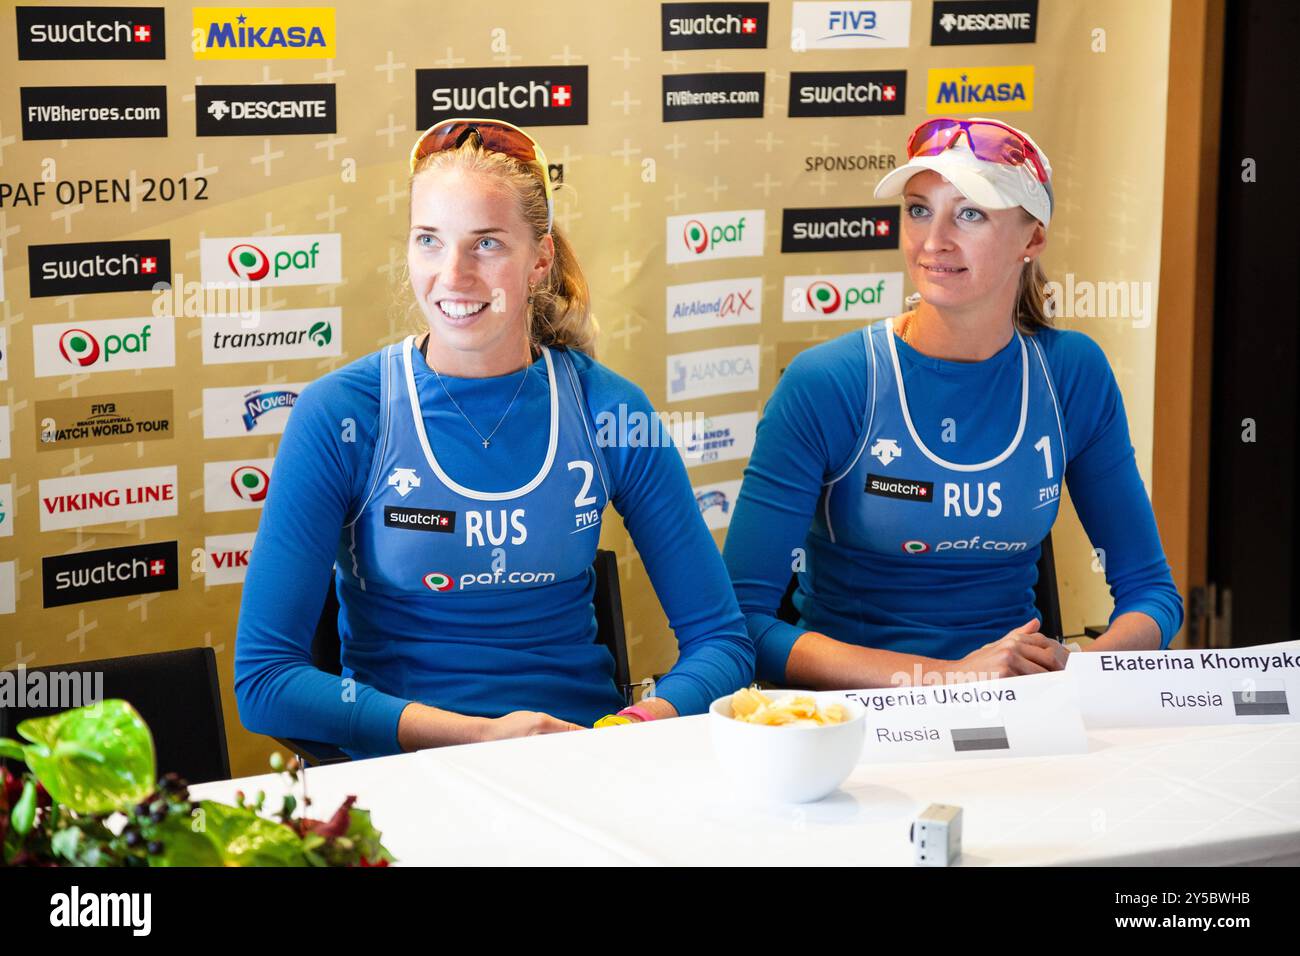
1023 256 1031 263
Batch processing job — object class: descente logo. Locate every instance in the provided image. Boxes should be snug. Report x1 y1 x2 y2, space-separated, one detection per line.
193 7 337 59
49 885 151 935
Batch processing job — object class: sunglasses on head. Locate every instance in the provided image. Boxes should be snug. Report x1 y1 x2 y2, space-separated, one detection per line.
409 117 554 233
906 117 1050 185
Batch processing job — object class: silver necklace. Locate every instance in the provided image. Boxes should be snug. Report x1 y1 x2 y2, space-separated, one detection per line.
423 336 532 449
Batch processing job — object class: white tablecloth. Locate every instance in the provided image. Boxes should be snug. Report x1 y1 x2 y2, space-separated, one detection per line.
190 718 1300 866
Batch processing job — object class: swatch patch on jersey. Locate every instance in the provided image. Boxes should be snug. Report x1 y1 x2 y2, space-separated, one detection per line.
865 473 933 503
385 506 456 533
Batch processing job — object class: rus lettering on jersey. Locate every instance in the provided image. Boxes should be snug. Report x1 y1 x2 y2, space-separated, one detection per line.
942 481 1002 518
464 508 527 548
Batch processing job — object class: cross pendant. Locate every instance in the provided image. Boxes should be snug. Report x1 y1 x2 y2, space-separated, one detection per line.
482 439 490 448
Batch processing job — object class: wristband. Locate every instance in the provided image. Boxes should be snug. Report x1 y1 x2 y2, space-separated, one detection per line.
617 705 657 723
593 714 632 728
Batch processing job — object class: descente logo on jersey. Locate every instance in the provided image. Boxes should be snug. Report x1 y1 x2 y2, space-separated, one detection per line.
39 466 178 532
788 70 906 117
200 234 341 287
17 6 166 60
201 308 341 363
931 0 1037 46
926 65 1034 114
666 210 765 264
781 207 899 253
196 84 336 136
33 317 176 378
866 473 933 502
417 67 588 129
43 540 178 609
29 239 170 298
384 506 456 534
662 3 769 49
193 7 336 59
782 272 903 322
790 1 912 50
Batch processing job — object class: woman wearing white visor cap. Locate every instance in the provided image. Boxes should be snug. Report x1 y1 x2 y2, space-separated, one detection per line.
724 117 1183 689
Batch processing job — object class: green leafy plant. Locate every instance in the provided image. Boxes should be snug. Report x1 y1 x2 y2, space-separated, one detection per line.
1 700 394 867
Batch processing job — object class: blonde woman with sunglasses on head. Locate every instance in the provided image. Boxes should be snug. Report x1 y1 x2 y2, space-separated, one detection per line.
235 119 753 758
724 117 1182 690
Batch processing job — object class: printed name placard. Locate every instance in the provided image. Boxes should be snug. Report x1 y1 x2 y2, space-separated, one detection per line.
1067 640 1300 728
837 670 1088 763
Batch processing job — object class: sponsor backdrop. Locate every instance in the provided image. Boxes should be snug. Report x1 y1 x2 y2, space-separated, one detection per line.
1 0 1173 776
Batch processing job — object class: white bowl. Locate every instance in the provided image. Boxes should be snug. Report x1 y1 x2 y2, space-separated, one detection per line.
709 690 867 803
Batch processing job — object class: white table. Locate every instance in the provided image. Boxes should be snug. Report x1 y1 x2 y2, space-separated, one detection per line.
190 718 1300 866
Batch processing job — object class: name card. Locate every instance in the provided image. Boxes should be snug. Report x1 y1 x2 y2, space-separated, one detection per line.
1068 640 1300 728
837 671 1088 764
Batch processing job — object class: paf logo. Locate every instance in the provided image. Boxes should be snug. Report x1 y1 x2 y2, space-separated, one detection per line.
230 464 270 502
666 210 765 264
35 317 176 377
927 65 1034 113
422 571 455 592
204 458 273 512
193 7 336 60
201 234 341 287
783 272 903 322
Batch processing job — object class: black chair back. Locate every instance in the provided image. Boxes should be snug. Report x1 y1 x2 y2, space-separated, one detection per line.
778 534 1065 640
281 549 633 764
1 647 230 784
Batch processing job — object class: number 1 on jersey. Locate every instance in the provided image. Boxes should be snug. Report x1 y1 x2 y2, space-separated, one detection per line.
1033 435 1054 480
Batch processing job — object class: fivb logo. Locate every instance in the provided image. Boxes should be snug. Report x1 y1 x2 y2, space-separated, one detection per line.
17 6 166 60
193 7 336 59
790 1 912 50
200 234 341 288
204 458 272 512
927 65 1034 113
34 317 176 377
666 276 762 334
783 272 903 322
666 210 765 264
202 308 342 363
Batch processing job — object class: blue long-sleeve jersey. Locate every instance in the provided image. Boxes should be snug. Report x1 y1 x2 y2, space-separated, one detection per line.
722 321 1183 683
234 339 753 758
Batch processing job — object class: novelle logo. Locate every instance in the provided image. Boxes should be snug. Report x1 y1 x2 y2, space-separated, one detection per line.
694 480 742 530
17 6 166 60
196 84 336 136
783 272 903 322
866 473 933 502
666 210 765 264
20 86 168 140
29 239 171 297
200 234 341 288
662 2 769 49
43 541 177 609
34 317 176 377
931 0 1037 46
789 70 906 117
417 66 588 128
202 382 305 438
781 206 899 253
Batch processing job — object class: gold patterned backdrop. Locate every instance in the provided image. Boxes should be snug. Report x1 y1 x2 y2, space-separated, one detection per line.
1 0 1173 776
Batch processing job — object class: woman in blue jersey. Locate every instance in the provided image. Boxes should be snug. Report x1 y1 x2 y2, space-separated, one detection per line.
235 119 752 758
723 117 1182 688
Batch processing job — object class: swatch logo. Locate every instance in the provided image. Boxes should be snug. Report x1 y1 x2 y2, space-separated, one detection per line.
17 6 167 60
43 541 178 608
230 465 270 502
28 239 171 298
781 206 900 253
866 474 933 502
662 2 769 49
789 70 907 117
417 67 589 128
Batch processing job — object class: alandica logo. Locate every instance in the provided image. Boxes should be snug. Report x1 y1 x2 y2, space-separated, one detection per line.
200 234 341 287
926 65 1034 113
34 317 176 377
192 7 336 60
